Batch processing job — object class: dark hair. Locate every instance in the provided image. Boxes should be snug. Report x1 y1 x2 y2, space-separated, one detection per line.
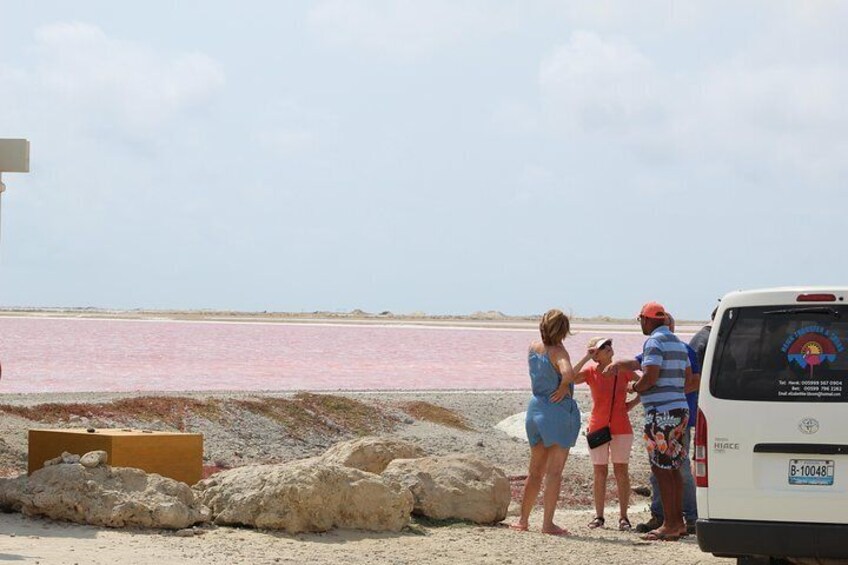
540 309 571 345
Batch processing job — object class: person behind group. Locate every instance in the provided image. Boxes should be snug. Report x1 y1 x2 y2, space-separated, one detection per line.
627 302 691 541
510 309 592 536
689 306 717 370
574 337 640 531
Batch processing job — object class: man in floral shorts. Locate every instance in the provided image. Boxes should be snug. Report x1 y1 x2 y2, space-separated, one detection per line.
629 302 690 541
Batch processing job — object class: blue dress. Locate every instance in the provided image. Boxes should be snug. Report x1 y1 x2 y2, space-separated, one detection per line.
525 350 581 448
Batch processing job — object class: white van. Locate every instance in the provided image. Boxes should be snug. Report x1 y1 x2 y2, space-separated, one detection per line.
696 287 848 563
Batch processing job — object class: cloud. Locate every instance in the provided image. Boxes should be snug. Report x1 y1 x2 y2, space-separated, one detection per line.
307 0 517 59
28 22 225 136
539 31 661 133
534 30 848 188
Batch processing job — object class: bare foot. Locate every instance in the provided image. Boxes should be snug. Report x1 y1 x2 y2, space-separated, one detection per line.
640 527 680 542
541 525 571 536
508 523 529 532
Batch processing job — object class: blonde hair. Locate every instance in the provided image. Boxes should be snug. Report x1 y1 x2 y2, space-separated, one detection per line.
539 309 571 346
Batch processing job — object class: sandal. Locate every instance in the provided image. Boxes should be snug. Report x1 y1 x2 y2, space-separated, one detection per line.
618 517 632 531
508 523 529 532
587 516 605 529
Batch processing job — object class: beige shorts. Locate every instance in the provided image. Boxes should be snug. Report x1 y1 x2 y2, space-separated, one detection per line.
589 433 634 465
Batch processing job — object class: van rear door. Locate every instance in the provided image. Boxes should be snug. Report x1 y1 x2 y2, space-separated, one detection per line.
705 304 848 524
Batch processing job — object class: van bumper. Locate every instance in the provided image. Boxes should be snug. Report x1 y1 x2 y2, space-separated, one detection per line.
697 518 848 559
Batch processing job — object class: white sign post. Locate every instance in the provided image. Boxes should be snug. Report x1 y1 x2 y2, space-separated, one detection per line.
0 139 30 242
0 138 30 192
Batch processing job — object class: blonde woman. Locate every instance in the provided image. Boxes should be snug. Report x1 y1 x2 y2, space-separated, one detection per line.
510 309 592 535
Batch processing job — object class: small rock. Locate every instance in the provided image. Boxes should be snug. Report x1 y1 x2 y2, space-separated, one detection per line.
79 451 108 468
43 457 62 467
175 529 195 537
476 440 484 447
61 452 80 465
632 485 651 497
403 418 414 425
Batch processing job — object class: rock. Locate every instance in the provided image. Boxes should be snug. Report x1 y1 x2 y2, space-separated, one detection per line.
0 475 27 513
382 454 510 524
4 465 209 529
195 459 413 533
79 451 108 468
632 485 651 497
476 439 484 447
61 452 80 465
320 437 426 474
43 456 63 467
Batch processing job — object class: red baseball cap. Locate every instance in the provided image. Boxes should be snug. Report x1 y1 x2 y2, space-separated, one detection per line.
639 302 667 319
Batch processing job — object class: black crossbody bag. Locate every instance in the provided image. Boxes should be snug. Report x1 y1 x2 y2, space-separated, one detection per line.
586 372 617 449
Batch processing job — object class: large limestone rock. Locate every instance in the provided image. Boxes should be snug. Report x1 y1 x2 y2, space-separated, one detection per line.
321 436 426 474
382 454 510 524
1 463 209 529
195 459 413 533
0 475 26 513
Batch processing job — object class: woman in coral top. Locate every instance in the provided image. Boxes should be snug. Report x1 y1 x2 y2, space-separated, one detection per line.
575 337 640 531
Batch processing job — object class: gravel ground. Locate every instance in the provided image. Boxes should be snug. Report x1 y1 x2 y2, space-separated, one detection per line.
0 389 725 564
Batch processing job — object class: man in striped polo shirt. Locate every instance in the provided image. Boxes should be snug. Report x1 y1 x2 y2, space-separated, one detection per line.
630 301 690 541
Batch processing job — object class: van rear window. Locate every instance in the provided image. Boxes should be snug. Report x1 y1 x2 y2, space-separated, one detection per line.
711 306 848 402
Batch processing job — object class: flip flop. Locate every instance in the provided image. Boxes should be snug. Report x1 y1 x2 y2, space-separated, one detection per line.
618 517 632 531
641 529 680 542
541 526 571 537
508 523 529 532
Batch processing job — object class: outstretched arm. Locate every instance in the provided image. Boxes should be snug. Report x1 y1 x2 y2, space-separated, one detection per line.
631 364 661 394
602 358 641 376
550 350 592 402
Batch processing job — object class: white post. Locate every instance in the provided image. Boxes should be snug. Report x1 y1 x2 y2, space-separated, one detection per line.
0 138 31 246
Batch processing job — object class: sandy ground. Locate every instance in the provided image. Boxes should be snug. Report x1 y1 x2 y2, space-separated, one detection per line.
0 507 725 565
0 390 728 564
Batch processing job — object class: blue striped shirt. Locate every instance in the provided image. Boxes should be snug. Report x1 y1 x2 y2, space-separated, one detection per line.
639 326 689 413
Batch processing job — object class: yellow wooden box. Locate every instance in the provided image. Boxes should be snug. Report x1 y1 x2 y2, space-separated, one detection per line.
28 428 203 485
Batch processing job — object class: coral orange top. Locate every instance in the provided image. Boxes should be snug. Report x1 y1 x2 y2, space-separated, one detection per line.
582 363 635 435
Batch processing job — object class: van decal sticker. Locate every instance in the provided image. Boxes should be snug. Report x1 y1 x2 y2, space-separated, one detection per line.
781 326 844 377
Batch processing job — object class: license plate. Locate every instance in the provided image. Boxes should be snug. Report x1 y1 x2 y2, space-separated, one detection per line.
788 459 835 486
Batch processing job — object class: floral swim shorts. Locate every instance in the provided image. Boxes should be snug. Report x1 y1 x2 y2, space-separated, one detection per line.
643 408 690 470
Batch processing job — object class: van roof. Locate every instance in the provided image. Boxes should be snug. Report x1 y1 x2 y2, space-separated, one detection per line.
720 287 848 308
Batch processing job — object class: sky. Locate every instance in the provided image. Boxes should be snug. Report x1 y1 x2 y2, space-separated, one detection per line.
0 1 846 319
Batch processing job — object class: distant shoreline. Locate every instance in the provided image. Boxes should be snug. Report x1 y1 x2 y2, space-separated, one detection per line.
0 307 707 331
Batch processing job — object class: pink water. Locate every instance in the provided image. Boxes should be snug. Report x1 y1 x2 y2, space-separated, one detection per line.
0 318 685 393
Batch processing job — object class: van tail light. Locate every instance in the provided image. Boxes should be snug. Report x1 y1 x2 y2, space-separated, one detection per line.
797 293 836 302
695 408 708 487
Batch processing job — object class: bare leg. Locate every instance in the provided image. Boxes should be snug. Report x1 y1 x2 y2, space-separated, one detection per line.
613 463 630 522
592 464 608 521
512 443 548 530
542 446 569 534
651 466 685 536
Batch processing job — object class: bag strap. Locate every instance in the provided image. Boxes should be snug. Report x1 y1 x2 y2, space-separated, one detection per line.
607 372 618 426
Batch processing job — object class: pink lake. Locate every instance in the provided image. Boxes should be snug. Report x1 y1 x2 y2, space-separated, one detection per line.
0 318 692 393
